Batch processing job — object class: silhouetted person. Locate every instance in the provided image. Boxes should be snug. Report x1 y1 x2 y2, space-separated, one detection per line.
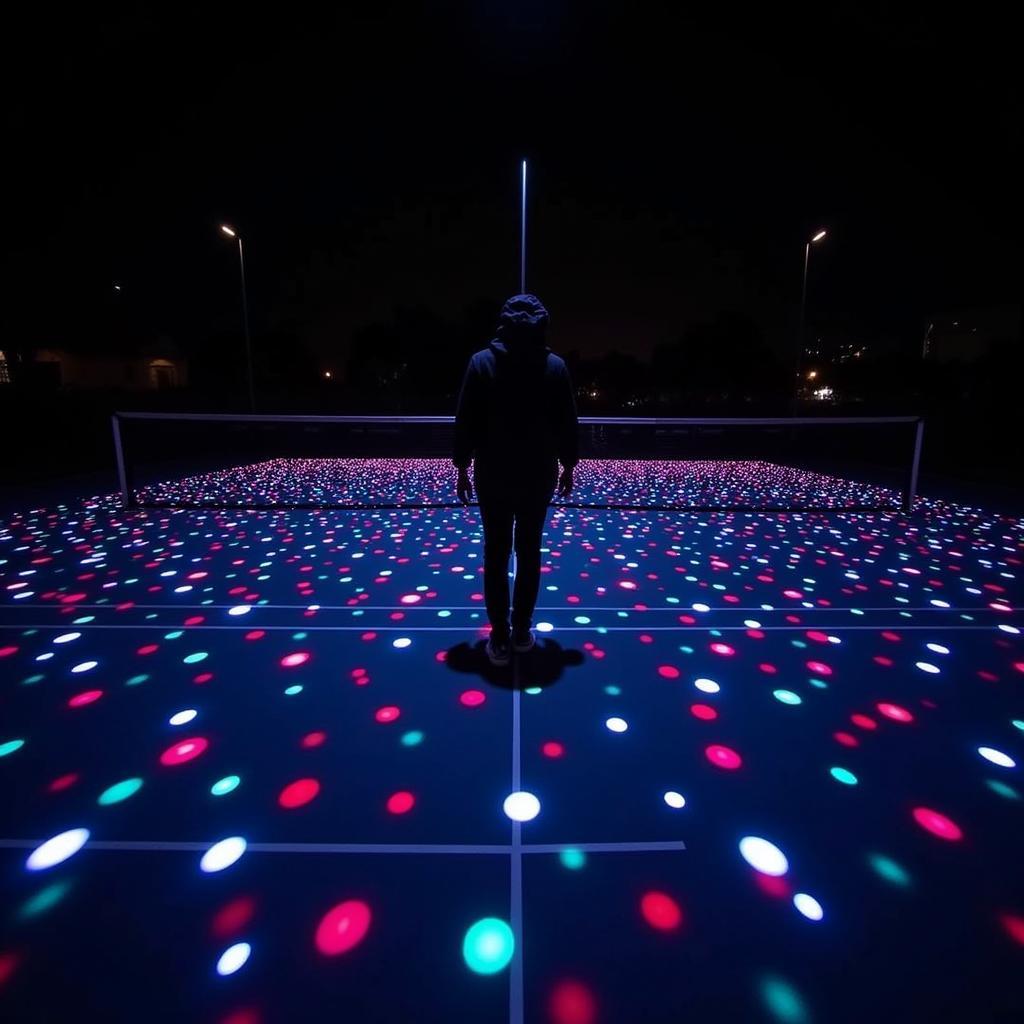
454 294 579 665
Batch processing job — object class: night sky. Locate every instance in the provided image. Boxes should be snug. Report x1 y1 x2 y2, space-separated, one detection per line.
4 5 1018 363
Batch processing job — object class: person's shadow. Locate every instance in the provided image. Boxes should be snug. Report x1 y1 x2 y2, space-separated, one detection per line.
445 638 584 691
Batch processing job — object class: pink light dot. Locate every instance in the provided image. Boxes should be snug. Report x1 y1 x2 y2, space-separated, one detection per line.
160 736 209 766
834 731 859 748
657 665 680 679
1000 913 1024 947
912 806 963 841
640 891 683 931
690 704 718 721
710 643 735 657
386 791 415 814
315 900 372 956
877 702 914 723
279 778 321 808
542 741 565 758
400 594 421 604
136 644 159 656
301 731 327 748
851 713 877 730
68 689 103 707
48 772 79 792
0 646 19 658
806 661 833 676
705 744 742 770
460 690 486 707
280 651 310 668
244 630 265 641
375 706 400 723
549 979 598 1024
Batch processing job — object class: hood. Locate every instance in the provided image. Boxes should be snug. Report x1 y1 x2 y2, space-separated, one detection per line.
489 293 550 357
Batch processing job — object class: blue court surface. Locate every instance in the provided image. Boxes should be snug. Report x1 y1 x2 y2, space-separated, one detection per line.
1 460 1022 1023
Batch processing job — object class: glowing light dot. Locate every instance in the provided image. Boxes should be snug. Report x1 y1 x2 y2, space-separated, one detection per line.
605 717 628 733
200 837 247 873
710 642 735 656
182 652 208 665
694 678 720 693
462 918 514 974
542 741 565 758
912 806 963 841
216 942 251 976
227 605 251 616
280 651 309 668
868 852 911 887
98 778 143 805
759 974 810 1024
26 828 90 871
71 661 97 673
663 791 686 809
386 791 415 814
400 730 424 747
915 661 940 674
830 767 858 785
460 689 486 707
925 643 949 654
705 744 742 770
68 689 103 707
739 836 789 876
315 900 372 956
640 891 683 931
503 791 540 822
211 775 241 796
773 689 802 705
0 739 25 757
169 709 197 726
793 893 824 921
392 637 412 649
877 702 914 722
375 706 400 723
978 746 1015 768
657 665 680 679
536 622 554 633
279 778 320 808
53 632 81 644
692 603 710 612
160 737 209 766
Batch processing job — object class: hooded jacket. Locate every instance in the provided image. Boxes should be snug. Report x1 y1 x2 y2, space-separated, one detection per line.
453 294 579 486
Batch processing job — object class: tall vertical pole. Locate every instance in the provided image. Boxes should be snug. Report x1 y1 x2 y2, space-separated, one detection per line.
520 159 527 294
791 241 811 416
237 236 255 413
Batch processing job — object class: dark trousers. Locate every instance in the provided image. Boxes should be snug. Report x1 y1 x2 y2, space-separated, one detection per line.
477 490 551 638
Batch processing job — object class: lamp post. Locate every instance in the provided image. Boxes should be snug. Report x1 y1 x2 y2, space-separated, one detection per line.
792 228 827 413
220 224 255 412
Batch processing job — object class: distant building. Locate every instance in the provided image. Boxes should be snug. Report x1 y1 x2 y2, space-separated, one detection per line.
0 349 11 384
923 306 1019 362
13 340 187 390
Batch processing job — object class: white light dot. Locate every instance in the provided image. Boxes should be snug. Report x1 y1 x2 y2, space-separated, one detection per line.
692 603 710 613
54 632 81 644
694 678 720 694
739 836 789 876
925 643 949 655
663 791 686 809
200 836 247 873
743 620 762 629
605 717 628 733
71 661 97 674
997 624 1019 635
978 746 1016 768
793 892 824 920
503 791 541 822
915 662 940 674
26 828 90 871
169 709 197 726
536 622 554 633
216 942 251 976
228 605 251 616
392 637 412 649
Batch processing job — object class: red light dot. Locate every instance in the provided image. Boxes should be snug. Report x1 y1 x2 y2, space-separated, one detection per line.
136 644 159 656
244 630 265 641
48 772 79 792
1000 913 1024 946
753 872 791 898
194 672 214 684
460 689 486 707
657 665 680 679
301 731 327 748
912 806 963 841
705 744 742 770
542 741 565 758
281 651 310 668
0 952 22 987
279 778 320 808
375 706 400 723
160 736 209 766
0 646 19 658
212 896 256 938
315 900 372 955
386 791 415 814
640 891 683 931
68 689 103 707
690 704 718 721
549 979 597 1024
877 702 914 722
834 731 859 748
851 713 877 730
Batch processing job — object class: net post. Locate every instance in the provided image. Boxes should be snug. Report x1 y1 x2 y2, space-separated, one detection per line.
111 413 135 509
903 418 924 513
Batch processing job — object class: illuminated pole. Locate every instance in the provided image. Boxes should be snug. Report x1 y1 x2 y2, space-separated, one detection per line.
520 159 527 293
792 228 827 413
220 224 255 412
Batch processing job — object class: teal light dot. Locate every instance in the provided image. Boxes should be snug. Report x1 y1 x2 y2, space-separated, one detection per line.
773 689 802 705
292 631 308 640
985 778 1021 800
524 686 542 695
98 778 143 805
559 849 587 871
125 674 150 686
867 852 911 887
284 684 303 696
462 918 514 975
604 685 621 696
830 767 858 785
1012 719 1024 732
401 730 425 747
759 974 810 1023
183 652 208 665
22 674 45 686
211 775 241 796
164 630 183 640
18 880 72 920
0 739 25 757
809 678 828 689
72 616 95 624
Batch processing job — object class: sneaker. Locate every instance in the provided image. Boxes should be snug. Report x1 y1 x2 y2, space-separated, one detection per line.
486 633 511 666
511 627 535 653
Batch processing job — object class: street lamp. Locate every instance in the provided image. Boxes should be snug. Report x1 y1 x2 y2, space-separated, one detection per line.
220 223 254 412
792 228 828 413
